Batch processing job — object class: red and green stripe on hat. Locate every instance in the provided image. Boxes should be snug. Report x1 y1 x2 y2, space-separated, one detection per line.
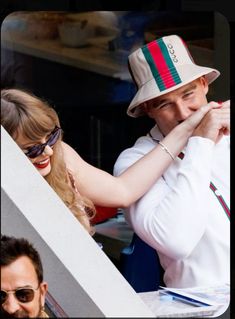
142 38 182 92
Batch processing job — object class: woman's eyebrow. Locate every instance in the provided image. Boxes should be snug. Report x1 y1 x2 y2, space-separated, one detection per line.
18 141 37 149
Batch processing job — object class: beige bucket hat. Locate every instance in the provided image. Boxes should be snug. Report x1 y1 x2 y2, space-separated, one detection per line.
127 34 220 117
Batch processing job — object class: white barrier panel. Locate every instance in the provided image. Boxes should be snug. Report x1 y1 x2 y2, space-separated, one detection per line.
1 126 154 318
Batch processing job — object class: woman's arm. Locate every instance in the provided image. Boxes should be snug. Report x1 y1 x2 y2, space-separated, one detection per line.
63 102 221 207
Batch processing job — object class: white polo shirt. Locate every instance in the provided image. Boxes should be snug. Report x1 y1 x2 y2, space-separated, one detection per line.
114 125 230 288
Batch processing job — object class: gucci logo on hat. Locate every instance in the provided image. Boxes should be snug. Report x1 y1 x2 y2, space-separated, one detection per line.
167 43 178 63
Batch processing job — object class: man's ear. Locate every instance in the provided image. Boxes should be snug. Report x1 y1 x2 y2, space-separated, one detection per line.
40 281 48 307
200 76 209 95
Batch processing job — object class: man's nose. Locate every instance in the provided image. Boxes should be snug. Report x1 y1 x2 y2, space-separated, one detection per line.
175 101 192 121
43 145 53 156
2 294 21 314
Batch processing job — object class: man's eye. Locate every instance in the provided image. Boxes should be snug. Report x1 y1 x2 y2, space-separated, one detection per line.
184 92 193 98
158 103 171 109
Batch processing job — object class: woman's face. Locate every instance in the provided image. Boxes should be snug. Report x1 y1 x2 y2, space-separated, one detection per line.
15 130 58 177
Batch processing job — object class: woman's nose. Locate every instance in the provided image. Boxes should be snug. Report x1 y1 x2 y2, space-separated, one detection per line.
43 145 53 156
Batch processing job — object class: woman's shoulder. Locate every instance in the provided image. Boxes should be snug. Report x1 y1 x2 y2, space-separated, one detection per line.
61 141 79 156
60 141 91 194
61 141 74 152
61 141 83 168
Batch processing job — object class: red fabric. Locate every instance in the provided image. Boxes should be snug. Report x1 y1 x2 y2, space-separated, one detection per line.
147 40 176 88
91 206 118 224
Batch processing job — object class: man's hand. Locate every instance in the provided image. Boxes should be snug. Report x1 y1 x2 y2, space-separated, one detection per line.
192 100 230 143
182 101 222 134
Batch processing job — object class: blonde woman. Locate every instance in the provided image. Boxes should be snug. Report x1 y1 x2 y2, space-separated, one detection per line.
1 88 220 234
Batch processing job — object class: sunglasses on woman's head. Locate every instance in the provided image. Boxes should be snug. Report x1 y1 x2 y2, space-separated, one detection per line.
0 287 39 305
24 126 61 159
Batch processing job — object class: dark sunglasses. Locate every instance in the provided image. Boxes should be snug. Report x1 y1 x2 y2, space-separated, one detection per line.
24 126 61 159
1 287 39 305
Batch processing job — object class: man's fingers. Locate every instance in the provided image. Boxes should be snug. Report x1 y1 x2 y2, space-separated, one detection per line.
200 101 222 113
181 100 230 133
186 101 220 127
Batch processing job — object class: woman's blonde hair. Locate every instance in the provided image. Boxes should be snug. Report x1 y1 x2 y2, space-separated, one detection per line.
1 88 95 234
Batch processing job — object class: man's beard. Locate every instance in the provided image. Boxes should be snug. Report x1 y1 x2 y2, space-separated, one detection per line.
0 308 29 318
0 304 42 318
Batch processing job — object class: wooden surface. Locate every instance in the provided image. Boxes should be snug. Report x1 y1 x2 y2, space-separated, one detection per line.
2 32 131 80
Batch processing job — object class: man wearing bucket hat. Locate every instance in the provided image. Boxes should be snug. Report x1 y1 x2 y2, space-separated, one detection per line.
114 35 230 288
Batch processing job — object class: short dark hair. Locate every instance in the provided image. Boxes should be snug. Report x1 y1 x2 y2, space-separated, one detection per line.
1 235 43 283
